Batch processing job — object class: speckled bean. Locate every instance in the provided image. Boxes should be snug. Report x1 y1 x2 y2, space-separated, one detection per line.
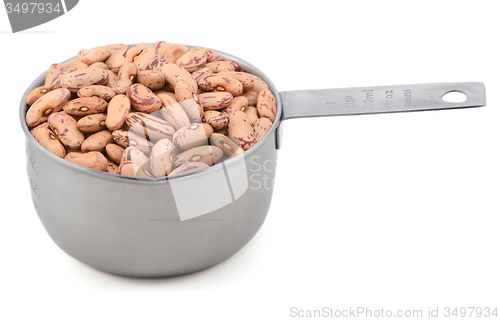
241 91 259 106
34 127 66 158
247 74 269 94
105 47 126 69
50 68 75 90
175 79 204 122
118 147 152 177
126 84 162 113
136 70 165 90
65 151 108 171
89 62 109 70
156 91 191 130
105 43 128 52
112 129 153 155
217 71 255 91
106 94 131 131
204 110 228 130
189 47 222 62
198 74 243 96
77 85 116 100
244 106 259 124
198 92 233 111
63 96 108 116
209 133 241 157
221 96 248 116
109 46 144 72
256 89 277 122
204 61 235 73
30 122 50 136
45 63 66 86
226 60 243 72
61 67 109 93
149 57 169 72
134 48 159 72
149 138 176 177
105 144 125 165
77 113 107 133
163 44 189 63
227 110 256 150
106 70 119 89
26 88 71 127
81 46 112 65
153 41 169 57
172 123 213 150
125 112 175 141
47 111 84 149
252 117 273 143
191 67 213 82
107 161 119 174
26 85 52 106
176 50 207 72
66 60 88 70
113 62 138 94
159 63 198 92
81 130 113 153
173 145 223 167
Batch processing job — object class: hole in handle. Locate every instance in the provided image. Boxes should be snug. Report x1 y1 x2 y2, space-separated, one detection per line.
442 91 468 103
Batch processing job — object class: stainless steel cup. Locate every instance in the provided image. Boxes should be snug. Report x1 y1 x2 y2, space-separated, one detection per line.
20 47 486 277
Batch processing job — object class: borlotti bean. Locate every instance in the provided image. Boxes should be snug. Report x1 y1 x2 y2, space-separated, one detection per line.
126 83 162 113
107 162 119 174
25 41 277 177
113 63 138 94
50 68 75 90
61 67 109 92
198 74 243 96
150 139 176 177
47 111 84 149
256 89 277 122
173 145 223 167
45 63 66 86
244 106 259 124
156 91 191 130
26 88 71 127
105 144 125 165
63 96 108 116
198 92 233 111
252 117 273 143
77 85 116 101
76 114 107 133
26 85 52 106
64 151 108 171
125 112 175 141
204 111 228 130
227 111 256 150
136 70 165 90
106 94 131 131
175 79 204 122
34 127 66 158
172 123 213 151
81 130 113 153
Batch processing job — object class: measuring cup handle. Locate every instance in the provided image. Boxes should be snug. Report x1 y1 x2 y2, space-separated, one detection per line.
276 82 486 149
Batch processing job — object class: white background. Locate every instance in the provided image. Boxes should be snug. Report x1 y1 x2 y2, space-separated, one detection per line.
1 1 499 320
